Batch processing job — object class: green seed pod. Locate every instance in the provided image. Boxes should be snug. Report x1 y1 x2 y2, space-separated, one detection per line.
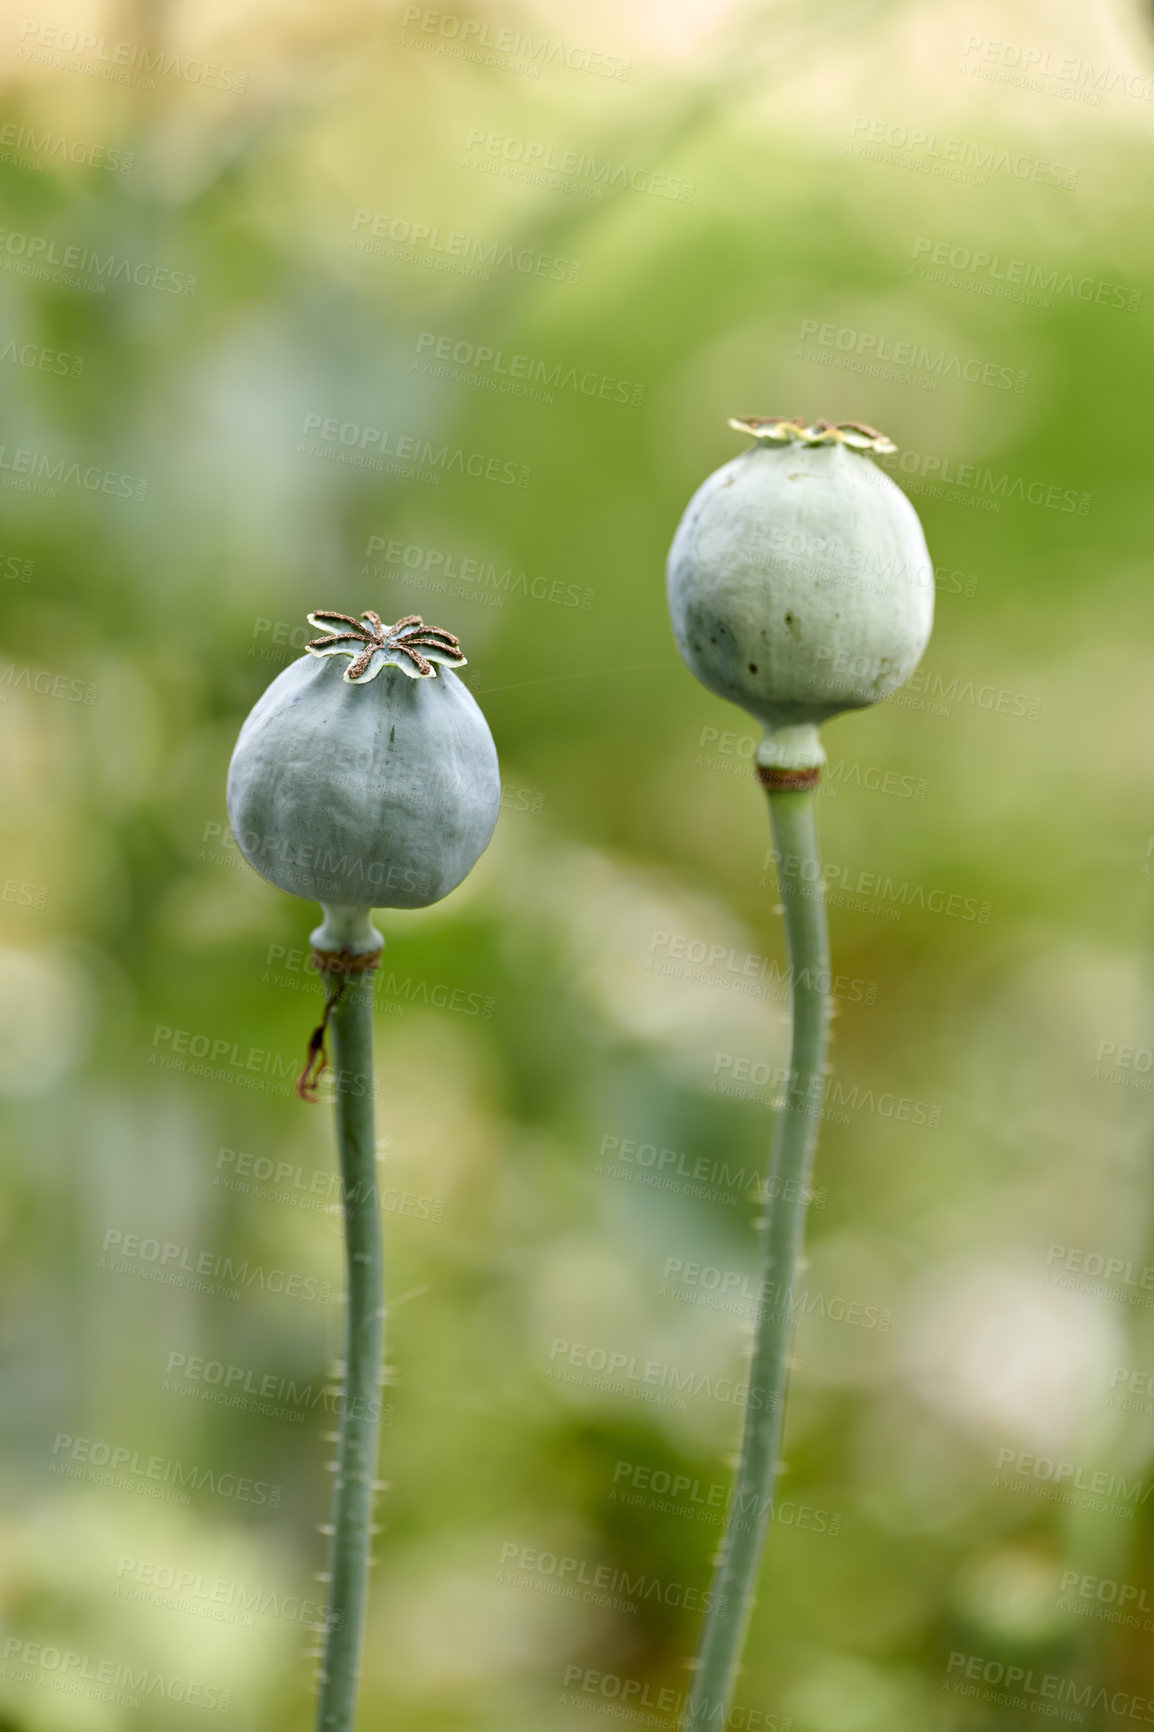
226 610 500 932
667 419 933 773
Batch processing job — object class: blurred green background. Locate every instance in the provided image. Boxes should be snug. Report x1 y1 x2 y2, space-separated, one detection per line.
2 0 1154 1727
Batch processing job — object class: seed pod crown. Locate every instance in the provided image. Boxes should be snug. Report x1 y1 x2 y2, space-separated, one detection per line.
227 610 500 911
666 420 933 771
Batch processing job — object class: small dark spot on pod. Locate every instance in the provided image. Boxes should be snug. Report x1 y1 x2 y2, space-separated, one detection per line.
784 612 795 624
389 725 396 743
748 663 758 674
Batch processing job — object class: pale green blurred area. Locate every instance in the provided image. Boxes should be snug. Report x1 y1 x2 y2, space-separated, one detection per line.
0 0 1153 1727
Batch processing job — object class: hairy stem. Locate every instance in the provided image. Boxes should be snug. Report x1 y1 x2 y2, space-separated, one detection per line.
681 786 830 1732
315 977 383 1732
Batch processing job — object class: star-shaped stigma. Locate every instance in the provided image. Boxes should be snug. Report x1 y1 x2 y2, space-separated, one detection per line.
305 611 467 683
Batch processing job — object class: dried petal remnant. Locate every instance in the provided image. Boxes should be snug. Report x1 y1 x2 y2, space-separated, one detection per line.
727 417 897 455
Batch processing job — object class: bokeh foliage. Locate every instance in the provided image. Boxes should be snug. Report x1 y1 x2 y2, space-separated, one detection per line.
1 1 1154 1728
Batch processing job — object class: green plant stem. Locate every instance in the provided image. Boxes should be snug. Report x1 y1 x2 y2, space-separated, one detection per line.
315 977 383 1732
681 785 830 1732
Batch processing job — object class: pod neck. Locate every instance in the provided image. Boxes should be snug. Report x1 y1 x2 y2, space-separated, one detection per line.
756 723 825 777
310 903 384 955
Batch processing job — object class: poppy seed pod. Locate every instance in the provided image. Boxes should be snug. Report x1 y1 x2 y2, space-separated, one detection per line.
226 610 500 929
666 419 934 773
